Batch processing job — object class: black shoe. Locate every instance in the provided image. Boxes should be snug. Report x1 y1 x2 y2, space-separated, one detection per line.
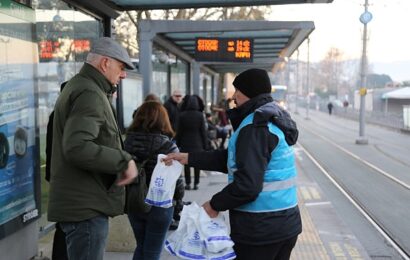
185 184 191 190
194 184 199 190
169 220 179 230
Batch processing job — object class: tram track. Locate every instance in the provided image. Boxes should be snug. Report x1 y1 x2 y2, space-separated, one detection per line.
299 124 410 191
297 125 410 259
296 112 408 155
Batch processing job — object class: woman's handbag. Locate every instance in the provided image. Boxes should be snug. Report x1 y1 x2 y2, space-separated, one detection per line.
126 158 152 214
126 140 166 214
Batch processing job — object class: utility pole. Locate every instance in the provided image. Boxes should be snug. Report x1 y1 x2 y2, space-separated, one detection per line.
356 0 371 145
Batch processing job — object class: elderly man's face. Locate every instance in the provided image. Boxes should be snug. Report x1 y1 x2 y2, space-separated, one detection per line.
104 57 127 85
171 91 183 104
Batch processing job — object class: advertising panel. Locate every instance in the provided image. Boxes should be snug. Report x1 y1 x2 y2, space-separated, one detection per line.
0 0 39 238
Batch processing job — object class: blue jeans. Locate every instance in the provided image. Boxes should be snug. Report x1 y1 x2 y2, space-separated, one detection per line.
59 215 108 260
128 206 174 260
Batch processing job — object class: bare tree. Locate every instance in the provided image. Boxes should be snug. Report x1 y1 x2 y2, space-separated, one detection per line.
114 6 272 57
316 47 344 98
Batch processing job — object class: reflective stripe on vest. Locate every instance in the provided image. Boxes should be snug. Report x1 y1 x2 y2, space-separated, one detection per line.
227 112 298 213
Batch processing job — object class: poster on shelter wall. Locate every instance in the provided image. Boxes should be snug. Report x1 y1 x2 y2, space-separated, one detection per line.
0 77 37 226
0 6 38 227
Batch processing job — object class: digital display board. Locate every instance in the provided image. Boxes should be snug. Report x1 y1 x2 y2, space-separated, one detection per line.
195 38 253 62
38 39 91 61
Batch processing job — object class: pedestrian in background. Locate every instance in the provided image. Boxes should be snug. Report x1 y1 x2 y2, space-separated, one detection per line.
124 101 182 260
132 93 161 119
343 100 349 113
176 95 208 190
164 68 301 260
164 89 183 132
48 37 138 260
327 101 334 115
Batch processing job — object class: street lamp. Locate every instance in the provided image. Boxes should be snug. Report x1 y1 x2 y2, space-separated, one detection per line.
356 0 372 145
305 38 310 120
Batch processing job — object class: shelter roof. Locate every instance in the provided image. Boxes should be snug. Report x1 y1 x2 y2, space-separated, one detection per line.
382 87 410 100
140 19 314 73
103 0 333 10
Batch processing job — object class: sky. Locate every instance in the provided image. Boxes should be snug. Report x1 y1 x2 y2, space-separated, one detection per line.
269 0 410 81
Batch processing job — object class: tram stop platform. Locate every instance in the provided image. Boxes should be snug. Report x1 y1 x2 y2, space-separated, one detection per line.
38 156 371 260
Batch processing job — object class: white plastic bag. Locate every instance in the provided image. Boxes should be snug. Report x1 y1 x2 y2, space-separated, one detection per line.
198 207 234 253
165 202 205 259
145 154 183 208
165 202 236 260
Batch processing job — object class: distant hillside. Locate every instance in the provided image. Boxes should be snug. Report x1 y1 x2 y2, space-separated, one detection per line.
372 61 410 82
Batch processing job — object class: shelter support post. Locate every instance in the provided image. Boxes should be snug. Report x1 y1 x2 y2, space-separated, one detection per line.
192 61 200 95
139 34 153 97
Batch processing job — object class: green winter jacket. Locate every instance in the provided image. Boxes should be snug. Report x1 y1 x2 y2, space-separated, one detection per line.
47 63 132 222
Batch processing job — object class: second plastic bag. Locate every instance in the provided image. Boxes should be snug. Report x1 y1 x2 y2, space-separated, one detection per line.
165 202 236 260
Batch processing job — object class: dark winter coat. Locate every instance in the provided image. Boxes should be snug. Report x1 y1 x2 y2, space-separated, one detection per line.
188 93 301 245
48 63 132 222
124 130 184 200
164 98 180 132
45 111 54 182
45 82 66 183
176 95 208 152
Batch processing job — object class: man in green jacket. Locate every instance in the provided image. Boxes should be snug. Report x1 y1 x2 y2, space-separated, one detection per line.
48 37 138 260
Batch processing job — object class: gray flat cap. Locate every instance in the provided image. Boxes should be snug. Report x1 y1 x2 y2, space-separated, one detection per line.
91 37 135 70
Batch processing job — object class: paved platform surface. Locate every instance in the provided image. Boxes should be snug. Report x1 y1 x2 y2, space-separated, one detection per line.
39 165 370 259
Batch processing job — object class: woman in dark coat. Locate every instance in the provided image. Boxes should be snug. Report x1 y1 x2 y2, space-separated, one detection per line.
124 101 183 260
176 95 208 190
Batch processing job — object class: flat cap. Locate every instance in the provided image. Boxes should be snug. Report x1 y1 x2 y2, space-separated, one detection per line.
91 37 135 70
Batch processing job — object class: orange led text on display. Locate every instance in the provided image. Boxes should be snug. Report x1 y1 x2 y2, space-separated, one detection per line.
197 39 219 52
39 39 91 60
195 38 253 62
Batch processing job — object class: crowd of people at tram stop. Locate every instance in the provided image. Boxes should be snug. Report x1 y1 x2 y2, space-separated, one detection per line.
45 37 302 260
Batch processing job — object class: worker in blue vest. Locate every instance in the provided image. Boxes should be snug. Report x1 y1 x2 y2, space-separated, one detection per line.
163 68 301 260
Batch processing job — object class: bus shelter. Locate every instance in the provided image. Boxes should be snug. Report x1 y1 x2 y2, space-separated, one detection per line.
138 19 315 96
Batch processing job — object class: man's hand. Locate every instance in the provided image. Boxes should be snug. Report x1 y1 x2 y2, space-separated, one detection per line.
117 159 138 186
202 200 219 218
162 152 188 166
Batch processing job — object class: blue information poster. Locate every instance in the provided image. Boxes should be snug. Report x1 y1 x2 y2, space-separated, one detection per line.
0 70 38 226
0 0 39 232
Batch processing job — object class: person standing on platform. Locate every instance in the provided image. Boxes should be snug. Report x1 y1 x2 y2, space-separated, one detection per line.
164 68 302 260
45 82 68 260
164 90 183 132
176 95 208 190
48 37 138 260
124 101 181 260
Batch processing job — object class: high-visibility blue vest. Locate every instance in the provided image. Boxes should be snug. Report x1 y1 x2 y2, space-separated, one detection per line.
227 112 297 213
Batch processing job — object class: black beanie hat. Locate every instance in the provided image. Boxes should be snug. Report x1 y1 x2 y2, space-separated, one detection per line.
232 68 271 98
